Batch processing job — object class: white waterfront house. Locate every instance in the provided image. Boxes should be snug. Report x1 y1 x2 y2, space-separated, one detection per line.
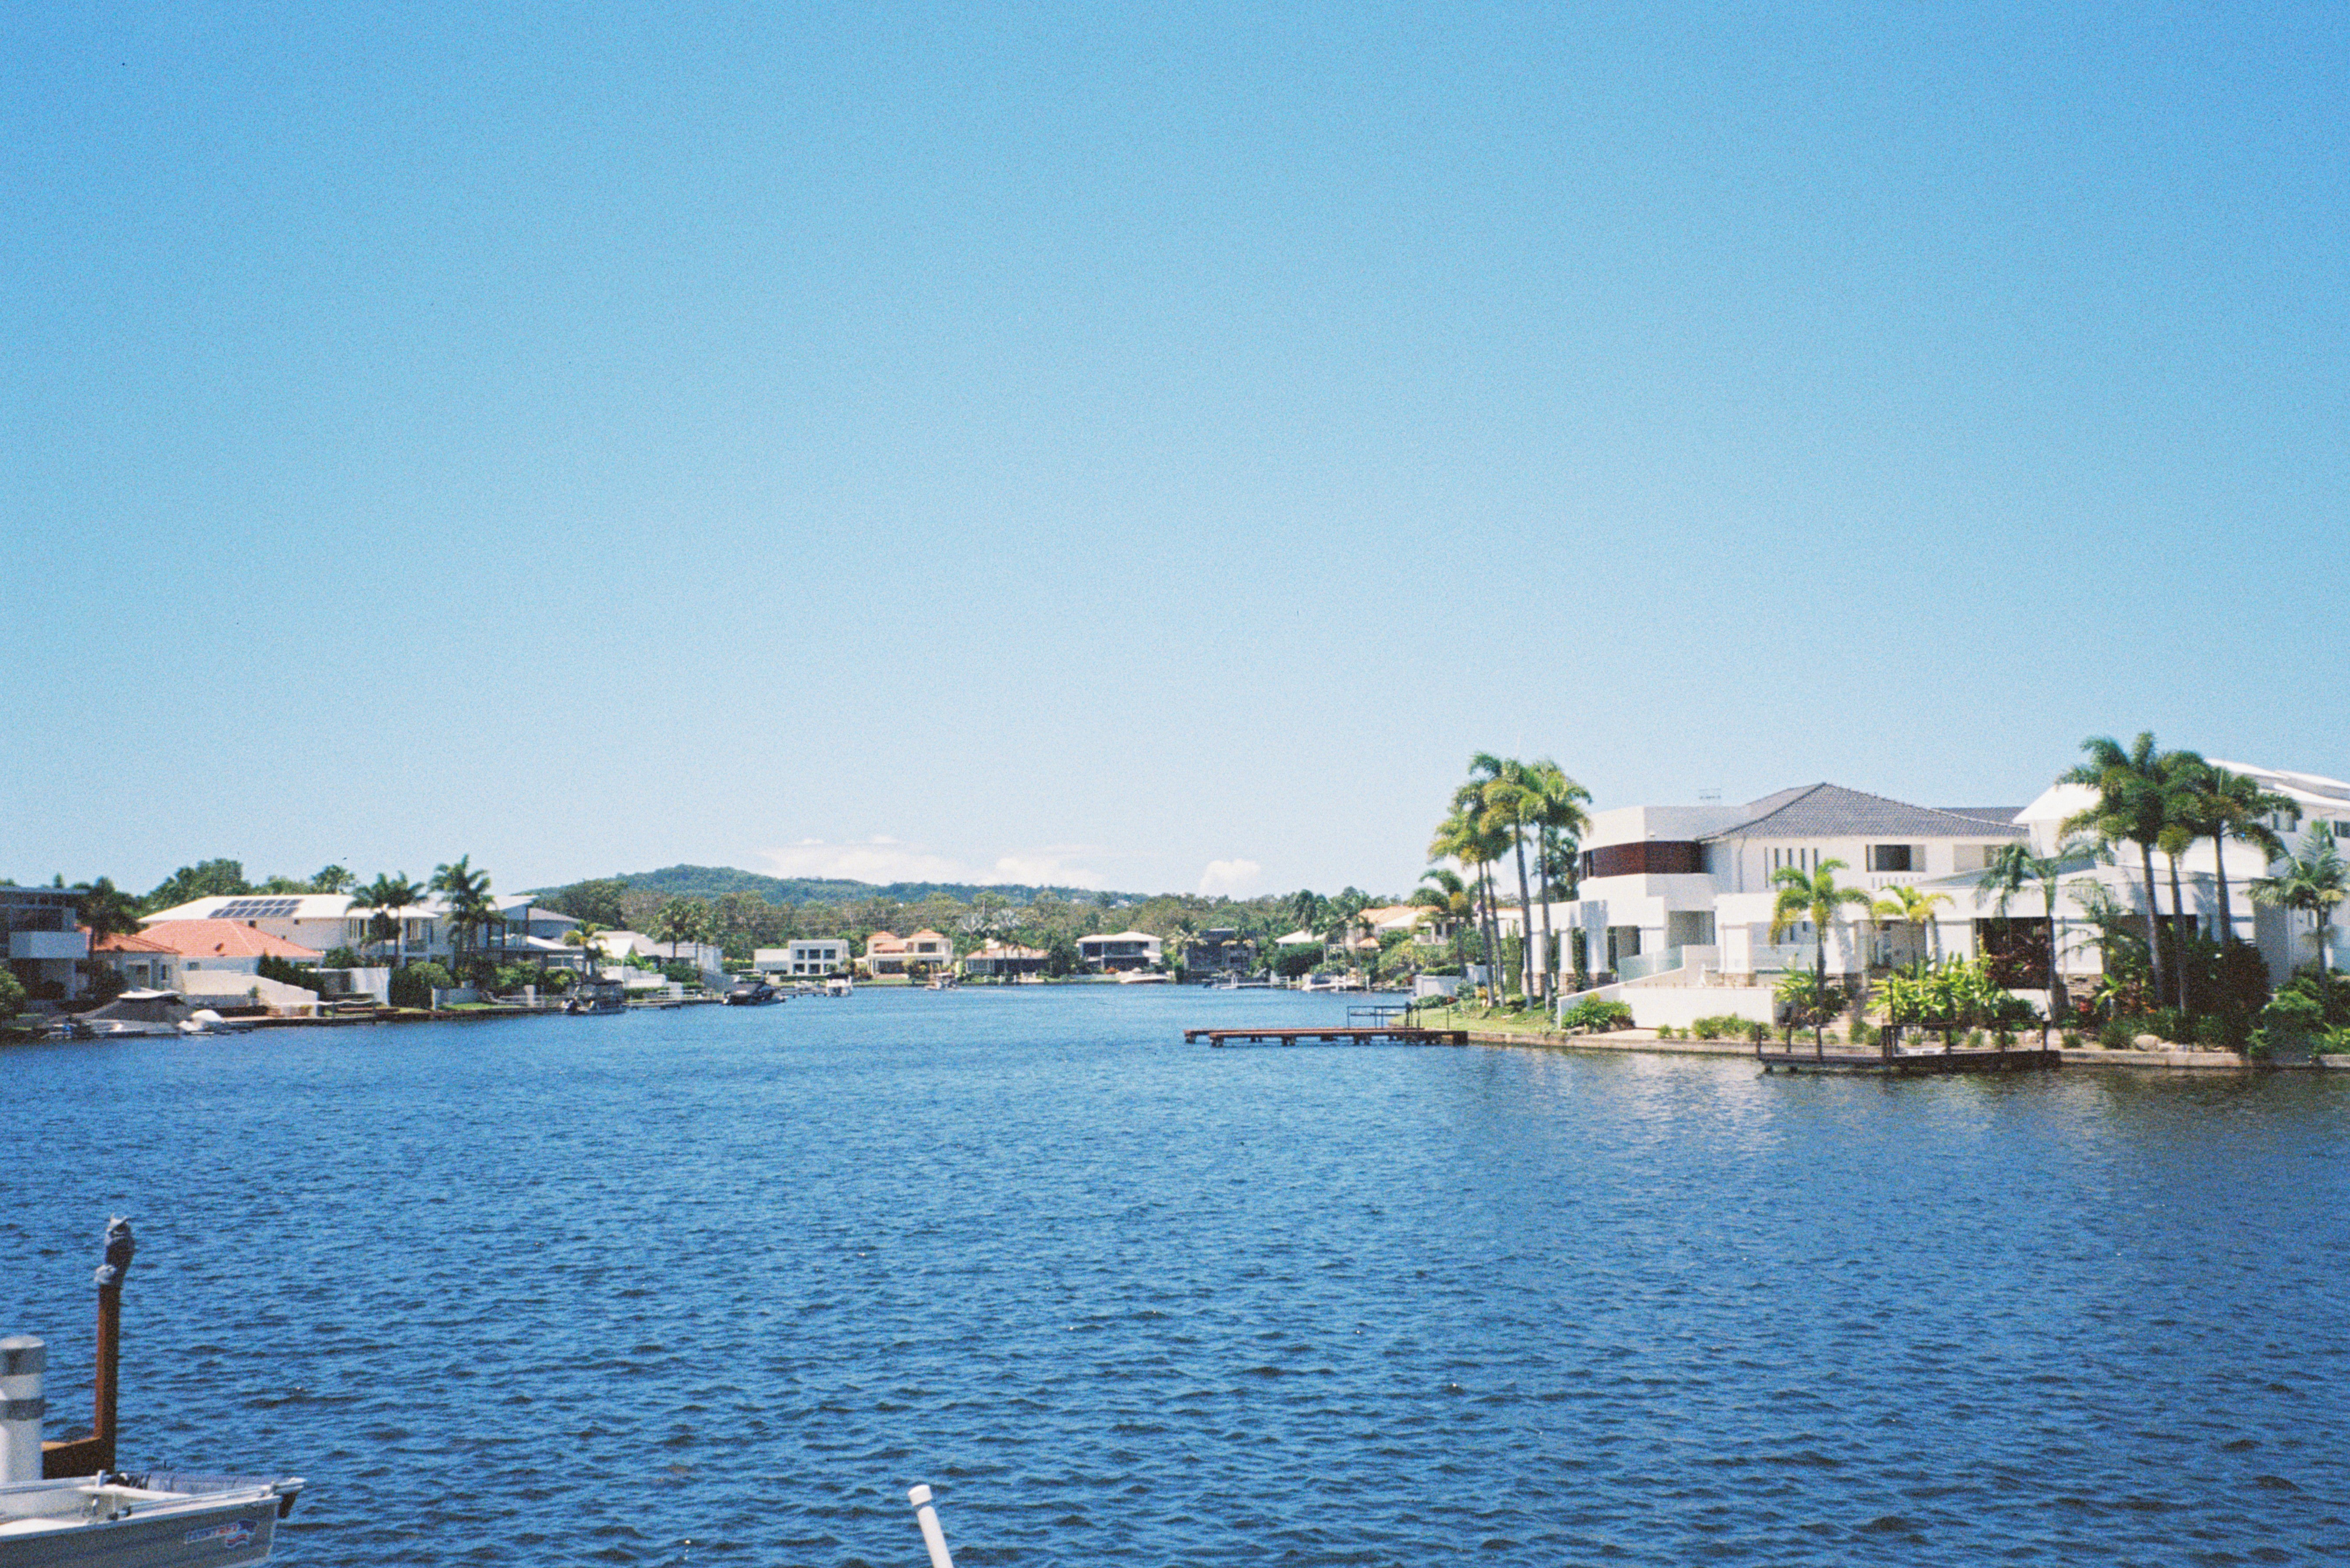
755 939 849 977
1077 930 1162 972
3 885 89 1002
1546 764 2350 1030
141 893 449 962
1567 784 2030 988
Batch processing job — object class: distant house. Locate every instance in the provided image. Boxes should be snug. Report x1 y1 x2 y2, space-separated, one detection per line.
142 893 445 963
863 930 953 976
1181 929 1256 975
89 929 183 993
1077 930 1162 972
963 941 1047 977
756 940 850 977
487 895 583 966
1362 904 1450 946
4 885 88 1002
597 930 725 975
134 919 325 1015
136 919 324 975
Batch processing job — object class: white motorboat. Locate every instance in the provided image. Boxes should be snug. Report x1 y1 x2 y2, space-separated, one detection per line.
825 976 854 996
1114 970 1169 984
2 1221 303 1567
0 1472 303 1568
51 992 249 1039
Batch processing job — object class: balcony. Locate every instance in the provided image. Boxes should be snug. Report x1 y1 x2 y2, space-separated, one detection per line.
9 929 88 961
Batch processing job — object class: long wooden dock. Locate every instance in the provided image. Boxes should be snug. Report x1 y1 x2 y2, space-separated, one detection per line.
1757 1045 2060 1075
1183 1026 1470 1047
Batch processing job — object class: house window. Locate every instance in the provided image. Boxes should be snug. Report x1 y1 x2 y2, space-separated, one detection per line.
1867 845 1914 873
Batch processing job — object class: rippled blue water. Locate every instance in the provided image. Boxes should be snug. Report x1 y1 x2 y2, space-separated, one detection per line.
6 988 2348 1565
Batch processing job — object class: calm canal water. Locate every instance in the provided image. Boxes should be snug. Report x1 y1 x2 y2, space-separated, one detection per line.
5 987 2347 1566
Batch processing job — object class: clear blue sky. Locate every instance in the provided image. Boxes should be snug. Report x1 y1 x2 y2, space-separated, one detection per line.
5 3 2344 900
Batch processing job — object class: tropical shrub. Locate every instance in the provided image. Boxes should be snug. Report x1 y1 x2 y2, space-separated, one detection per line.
0 968 23 1020
1773 968 1848 1030
388 962 455 1009
1560 996 1633 1033
1879 957 2036 1031
2192 1012 2241 1049
1274 948 1322 979
256 954 318 991
2060 1030 2084 1049
1689 1014 1758 1040
661 960 701 985
2097 1018 2137 1050
1746 1020 1770 1045
2256 989 2327 1050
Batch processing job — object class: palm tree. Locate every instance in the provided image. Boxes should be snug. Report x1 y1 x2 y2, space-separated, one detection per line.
1770 859 1873 1052
2182 766 2295 948
566 920 607 977
1524 758 1591 1005
2251 824 2349 976
1434 785 1513 1000
1869 882 1952 969
361 872 425 967
2060 733 2177 1006
1980 842 2079 1016
656 897 711 966
431 856 496 974
1413 868 1473 965
1469 753 1541 999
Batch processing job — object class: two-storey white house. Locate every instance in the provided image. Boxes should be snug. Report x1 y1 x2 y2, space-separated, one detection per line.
755 939 850 977
141 893 451 962
1568 784 2030 987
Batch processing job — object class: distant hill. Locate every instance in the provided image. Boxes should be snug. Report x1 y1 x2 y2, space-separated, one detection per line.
545 864 1140 907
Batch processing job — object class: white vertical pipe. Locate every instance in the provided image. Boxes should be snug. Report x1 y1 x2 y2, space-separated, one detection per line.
906 1484 955 1568
0 1336 45 1484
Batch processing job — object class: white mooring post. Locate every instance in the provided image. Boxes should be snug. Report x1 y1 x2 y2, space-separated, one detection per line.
0 1336 44 1484
907 1483 956 1568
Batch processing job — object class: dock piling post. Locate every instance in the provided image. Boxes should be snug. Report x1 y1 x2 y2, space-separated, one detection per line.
0 1336 43 1483
908 1484 957 1568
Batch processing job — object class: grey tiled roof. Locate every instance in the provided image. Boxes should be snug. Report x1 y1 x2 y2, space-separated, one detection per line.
1935 807 2026 825
1701 784 2028 842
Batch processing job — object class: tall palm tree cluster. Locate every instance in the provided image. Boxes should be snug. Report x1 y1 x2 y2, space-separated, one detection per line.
2057 733 2317 1014
1421 754 1591 1004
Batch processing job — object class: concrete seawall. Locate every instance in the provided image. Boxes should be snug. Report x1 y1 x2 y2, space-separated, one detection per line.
1467 1029 2350 1071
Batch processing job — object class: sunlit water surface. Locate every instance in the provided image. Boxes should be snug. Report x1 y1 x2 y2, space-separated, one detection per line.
5 988 2347 1566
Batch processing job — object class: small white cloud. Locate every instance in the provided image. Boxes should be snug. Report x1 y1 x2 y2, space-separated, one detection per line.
1198 858 1262 896
758 840 968 883
994 854 1105 889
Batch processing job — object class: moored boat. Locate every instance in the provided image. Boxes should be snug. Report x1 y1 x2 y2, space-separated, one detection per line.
1 1221 303 1567
567 977 627 1014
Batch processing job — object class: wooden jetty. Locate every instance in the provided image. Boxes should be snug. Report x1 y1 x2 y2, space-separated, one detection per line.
1183 1025 1469 1047
1757 1042 2060 1075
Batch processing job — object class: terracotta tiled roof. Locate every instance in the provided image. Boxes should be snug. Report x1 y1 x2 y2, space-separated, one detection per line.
135 920 325 960
88 929 177 954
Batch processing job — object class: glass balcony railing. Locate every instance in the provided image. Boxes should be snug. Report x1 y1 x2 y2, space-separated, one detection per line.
1614 946 1686 982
